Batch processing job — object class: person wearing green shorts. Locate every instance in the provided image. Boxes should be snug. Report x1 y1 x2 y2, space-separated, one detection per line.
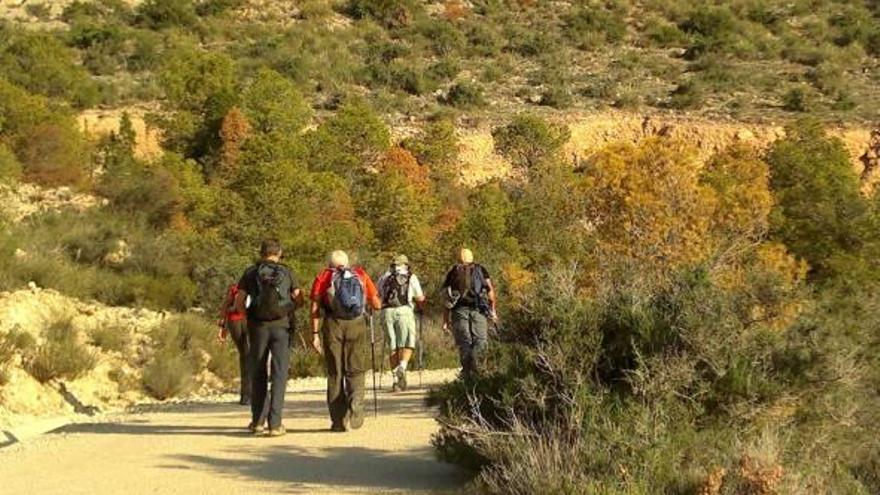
377 254 426 391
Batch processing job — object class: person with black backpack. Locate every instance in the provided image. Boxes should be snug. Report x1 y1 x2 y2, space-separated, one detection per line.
376 254 426 392
441 248 498 378
309 250 382 432
234 239 303 437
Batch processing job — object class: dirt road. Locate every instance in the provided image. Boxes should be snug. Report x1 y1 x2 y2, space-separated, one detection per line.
0 370 467 494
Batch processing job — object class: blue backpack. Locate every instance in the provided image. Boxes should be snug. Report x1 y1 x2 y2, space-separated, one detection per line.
328 268 366 320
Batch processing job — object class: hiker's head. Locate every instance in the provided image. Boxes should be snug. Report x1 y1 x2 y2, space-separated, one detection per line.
260 238 283 261
459 248 474 264
392 254 409 268
329 250 349 269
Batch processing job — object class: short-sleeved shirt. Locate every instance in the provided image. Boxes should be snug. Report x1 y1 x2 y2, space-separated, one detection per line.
238 262 299 325
377 269 424 309
442 263 491 309
310 266 379 315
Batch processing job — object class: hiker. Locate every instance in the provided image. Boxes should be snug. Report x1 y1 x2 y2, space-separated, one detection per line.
309 250 381 432
376 254 425 391
217 283 251 405
441 248 498 378
234 239 303 437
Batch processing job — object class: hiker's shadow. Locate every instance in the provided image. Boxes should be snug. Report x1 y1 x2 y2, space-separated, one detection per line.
52 423 328 438
170 444 468 493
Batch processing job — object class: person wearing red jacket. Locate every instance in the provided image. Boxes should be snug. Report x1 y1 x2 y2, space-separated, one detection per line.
309 250 381 432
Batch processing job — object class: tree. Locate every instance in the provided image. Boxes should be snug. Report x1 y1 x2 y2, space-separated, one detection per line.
583 138 715 268
240 69 311 135
492 114 570 173
766 120 874 281
217 107 251 179
306 99 390 180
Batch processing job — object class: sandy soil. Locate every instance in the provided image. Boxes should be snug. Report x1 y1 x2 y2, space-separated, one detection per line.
0 369 467 494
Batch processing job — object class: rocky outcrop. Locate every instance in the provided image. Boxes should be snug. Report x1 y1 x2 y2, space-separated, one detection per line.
0 182 103 222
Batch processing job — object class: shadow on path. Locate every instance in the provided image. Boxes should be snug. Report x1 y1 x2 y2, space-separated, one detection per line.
171 444 468 493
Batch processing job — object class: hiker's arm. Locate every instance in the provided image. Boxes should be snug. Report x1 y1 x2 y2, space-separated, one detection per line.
309 300 322 353
292 288 304 308
442 307 451 333
414 295 427 312
233 290 247 315
486 279 498 317
216 294 231 342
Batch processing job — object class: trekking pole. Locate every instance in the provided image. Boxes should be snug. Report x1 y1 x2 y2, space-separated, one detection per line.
417 310 424 389
368 312 378 417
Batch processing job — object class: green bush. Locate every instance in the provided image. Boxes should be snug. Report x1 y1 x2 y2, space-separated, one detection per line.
89 324 131 353
564 5 628 50
401 119 458 168
782 86 814 112
142 350 194 399
0 27 100 107
136 0 199 29
492 114 569 171
25 319 97 383
667 80 705 109
443 81 485 109
538 85 573 109
0 144 22 183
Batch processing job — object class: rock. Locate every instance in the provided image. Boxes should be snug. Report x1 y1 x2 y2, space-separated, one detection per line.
14 249 27 260
27 281 39 292
103 240 131 266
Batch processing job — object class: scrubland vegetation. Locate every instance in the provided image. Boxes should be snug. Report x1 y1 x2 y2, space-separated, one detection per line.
0 0 878 491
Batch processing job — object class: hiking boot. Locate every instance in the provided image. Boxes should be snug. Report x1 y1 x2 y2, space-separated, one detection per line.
330 423 347 433
239 396 251 406
267 425 286 437
398 370 408 391
349 407 365 430
391 380 400 392
248 422 265 435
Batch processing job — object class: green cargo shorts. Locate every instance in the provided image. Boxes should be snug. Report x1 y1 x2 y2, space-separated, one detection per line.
381 306 417 350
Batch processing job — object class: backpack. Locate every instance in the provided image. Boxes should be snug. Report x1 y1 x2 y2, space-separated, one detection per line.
248 263 293 321
450 263 488 310
327 268 366 320
381 270 412 308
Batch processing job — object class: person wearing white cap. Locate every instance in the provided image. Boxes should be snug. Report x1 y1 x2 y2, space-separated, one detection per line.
441 248 497 378
376 254 426 391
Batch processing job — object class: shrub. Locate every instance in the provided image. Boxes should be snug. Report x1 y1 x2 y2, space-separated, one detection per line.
766 120 874 282
89 324 131 353
418 19 466 56
347 0 414 28
443 81 485 108
142 351 194 399
0 144 22 183
538 85 573 109
782 86 813 112
305 99 390 177
25 319 97 383
667 80 705 109
136 0 199 29
564 5 628 50
17 122 92 188
401 119 458 168
0 27 100 107
492 114 569 171
241 68 312 135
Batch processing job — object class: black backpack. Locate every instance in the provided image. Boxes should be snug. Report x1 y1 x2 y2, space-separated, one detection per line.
451 263 484 307
249 262 293 321
381 270 412 308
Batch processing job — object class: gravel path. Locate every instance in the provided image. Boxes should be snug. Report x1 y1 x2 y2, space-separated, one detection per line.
0 369 467 494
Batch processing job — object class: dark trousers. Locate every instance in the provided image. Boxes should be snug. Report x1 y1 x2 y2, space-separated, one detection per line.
323 317 367 427
247 322 290 429
451 306 489 376
227 319 251 402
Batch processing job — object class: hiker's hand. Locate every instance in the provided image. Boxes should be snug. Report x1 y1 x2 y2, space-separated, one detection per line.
216 327 227 344
311 333 322 355
490 310 499 324
442 322 450 334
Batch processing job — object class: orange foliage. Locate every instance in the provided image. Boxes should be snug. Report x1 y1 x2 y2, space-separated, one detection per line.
218 106 251 177
378 147 431 194
583 138 714 266
442 0 469 21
